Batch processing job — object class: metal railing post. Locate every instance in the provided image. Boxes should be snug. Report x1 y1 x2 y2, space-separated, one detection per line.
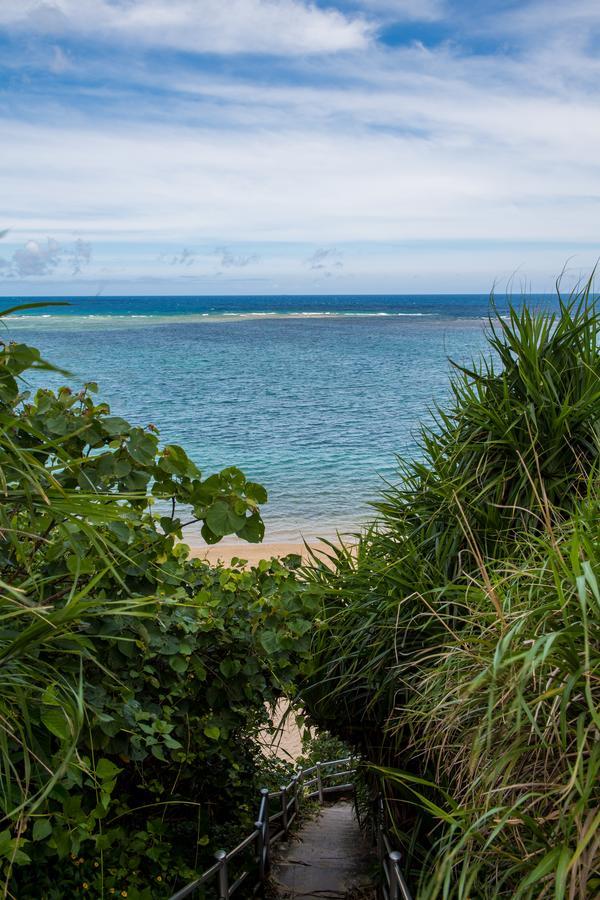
374 795 383 861
215 849 229 899
295 772 301 817
388 851 402 900
255 818 266 882
167 758 367 900
260 788 271 873
281 785 289 836
316 761 324 803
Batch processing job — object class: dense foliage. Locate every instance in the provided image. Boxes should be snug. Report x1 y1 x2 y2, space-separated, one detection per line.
3 288 598 899
300 290 600 898
0 326 314 898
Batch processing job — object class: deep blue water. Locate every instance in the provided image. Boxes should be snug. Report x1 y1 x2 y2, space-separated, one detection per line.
3 294 557 542
3 293 552 319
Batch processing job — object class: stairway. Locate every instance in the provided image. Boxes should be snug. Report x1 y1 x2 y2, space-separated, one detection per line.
271 801 375 899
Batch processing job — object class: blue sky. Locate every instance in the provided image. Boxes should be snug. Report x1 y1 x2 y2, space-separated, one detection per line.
1 0 600 295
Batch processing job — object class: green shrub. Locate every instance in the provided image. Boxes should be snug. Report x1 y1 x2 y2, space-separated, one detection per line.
0 326 313 897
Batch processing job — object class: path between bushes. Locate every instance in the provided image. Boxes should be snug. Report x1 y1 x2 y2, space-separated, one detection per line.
271 801 375 899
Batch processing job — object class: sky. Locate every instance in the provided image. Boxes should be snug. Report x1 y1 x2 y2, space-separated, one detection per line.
1 0 600 295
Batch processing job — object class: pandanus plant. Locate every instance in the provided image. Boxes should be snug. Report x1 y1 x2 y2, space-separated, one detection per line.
300 280 600 898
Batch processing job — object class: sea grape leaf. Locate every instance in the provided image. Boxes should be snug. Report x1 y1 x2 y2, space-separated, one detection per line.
159 444 199 477
260 631 279 654
236 511 264 543
102 416 131 436
127 430 157 465
219 659 241 678
205 500 246 537
246 482 268 504
169 655 188 673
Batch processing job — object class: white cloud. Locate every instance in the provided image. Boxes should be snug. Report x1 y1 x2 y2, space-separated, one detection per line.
2 0 600 290
1 237 92 278
305 247 344 276
68 238 93 274
493 0 600 33
215 247 259 268
12 239 62 277
0 0 372 55
170 247 197 266
2 106 599 251
49 45 72 74
4 21 599 254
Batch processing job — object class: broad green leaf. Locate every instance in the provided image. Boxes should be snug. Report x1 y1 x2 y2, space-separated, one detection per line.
96 758 122 781
169 655 188 673
219 659 241 678
33 819 53 842
41 707 71 741
205 500 246 537
102 416 131 436
236 511 264 543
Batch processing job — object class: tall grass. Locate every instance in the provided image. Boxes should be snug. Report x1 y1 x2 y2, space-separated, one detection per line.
379 493 600 898
300 284 600 897
376 288 600 571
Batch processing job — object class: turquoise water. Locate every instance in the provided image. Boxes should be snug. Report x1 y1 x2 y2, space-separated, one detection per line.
4 294 556 542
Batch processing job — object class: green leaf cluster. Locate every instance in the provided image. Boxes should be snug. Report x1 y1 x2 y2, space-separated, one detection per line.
0 324 313 897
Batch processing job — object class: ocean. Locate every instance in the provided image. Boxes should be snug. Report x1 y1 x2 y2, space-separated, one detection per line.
2 294 556 543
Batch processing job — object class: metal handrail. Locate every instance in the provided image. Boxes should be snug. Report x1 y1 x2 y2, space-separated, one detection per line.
168 759 413 900
168 757 356 899
375 795 413 900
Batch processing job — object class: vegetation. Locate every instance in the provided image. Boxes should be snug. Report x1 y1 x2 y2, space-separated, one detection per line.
1 285 598 899
300 288 600 898
0 326 315 897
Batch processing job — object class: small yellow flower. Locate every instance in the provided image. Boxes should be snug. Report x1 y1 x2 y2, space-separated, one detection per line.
93 861 100 868
82 884 89 891
121 893 128 898
156 875 162 882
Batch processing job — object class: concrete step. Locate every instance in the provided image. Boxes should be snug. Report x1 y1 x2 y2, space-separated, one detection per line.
271 802 375 899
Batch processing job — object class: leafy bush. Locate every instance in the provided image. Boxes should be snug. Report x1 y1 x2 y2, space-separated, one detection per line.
0 328 314 897
300 288 600 897
297 728 353 771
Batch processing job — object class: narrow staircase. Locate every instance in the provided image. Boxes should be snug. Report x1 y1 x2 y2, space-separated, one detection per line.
271 801 375 899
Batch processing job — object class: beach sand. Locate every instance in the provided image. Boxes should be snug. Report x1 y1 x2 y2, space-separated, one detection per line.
187 538 336 566
260 700 309 762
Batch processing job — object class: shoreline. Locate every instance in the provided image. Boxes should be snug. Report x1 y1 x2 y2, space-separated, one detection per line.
187 537 337 566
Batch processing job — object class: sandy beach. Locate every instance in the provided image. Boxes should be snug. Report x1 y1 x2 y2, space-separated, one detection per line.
260 700 308 762
187 537 336 566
